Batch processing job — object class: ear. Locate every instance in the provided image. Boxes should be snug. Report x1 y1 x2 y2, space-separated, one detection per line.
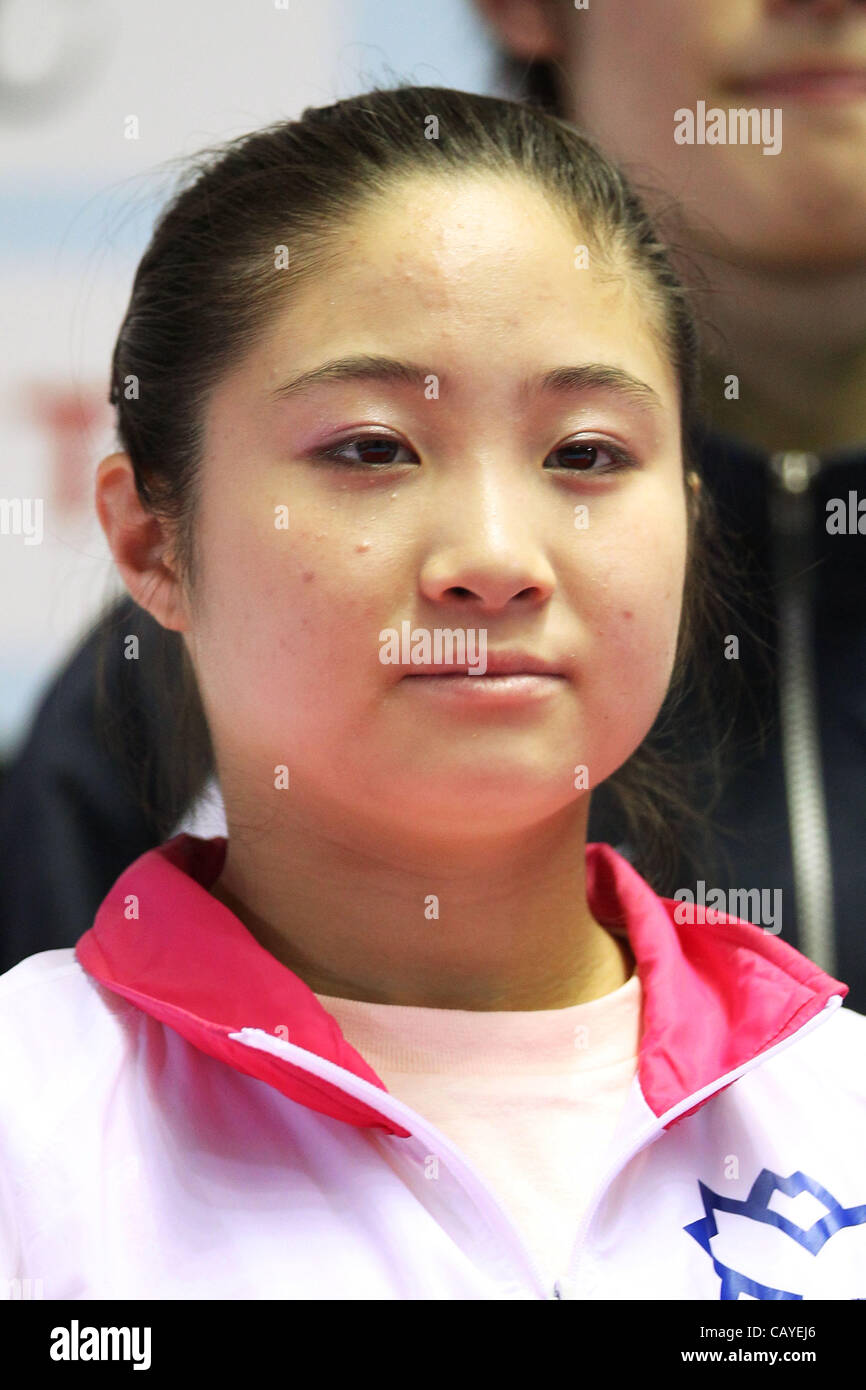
472 0 564 61
95 452 190 632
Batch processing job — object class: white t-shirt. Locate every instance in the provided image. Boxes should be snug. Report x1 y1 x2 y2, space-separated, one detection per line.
315 968 641 1291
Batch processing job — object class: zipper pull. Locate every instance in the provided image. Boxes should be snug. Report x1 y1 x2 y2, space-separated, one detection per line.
769 449 821 497
768 450 822 539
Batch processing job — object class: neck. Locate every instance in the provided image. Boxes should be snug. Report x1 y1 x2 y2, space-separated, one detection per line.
688 255 866 455
210 788 633 1011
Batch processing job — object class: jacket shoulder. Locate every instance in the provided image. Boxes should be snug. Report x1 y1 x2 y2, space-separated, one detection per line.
762 1003 866 1100
0 946 141 1037
0 949 142 1156
810 1002 866 1050
0 947 135 1029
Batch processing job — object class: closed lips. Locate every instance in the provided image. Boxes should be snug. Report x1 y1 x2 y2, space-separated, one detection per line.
402 654 565 677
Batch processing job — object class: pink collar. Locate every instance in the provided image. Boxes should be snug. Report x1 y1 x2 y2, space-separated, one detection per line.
75 834 847 1134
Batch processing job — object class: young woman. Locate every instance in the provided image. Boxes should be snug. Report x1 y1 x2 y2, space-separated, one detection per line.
1 86 864 1302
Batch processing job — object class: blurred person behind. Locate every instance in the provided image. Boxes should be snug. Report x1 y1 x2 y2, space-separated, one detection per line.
474 0 866 1003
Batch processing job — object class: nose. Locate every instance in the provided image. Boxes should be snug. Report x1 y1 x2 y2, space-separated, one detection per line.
417 473 557 613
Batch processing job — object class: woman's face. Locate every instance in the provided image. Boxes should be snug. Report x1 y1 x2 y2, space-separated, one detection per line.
181 176 688 842
543 0 866 270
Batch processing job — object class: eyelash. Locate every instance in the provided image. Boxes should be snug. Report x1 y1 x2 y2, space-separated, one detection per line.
312 434 637 474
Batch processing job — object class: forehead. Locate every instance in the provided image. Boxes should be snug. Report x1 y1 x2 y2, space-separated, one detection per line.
249 173 679 408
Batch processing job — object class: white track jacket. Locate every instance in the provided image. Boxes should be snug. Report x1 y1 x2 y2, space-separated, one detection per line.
1 833 865 1300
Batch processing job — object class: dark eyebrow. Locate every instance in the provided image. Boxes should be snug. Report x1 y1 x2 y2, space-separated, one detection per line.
267 353 663 413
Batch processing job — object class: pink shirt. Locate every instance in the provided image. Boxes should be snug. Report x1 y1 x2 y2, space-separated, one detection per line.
315 967 641 1290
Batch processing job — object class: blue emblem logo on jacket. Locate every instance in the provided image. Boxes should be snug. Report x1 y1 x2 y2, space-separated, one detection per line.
685 1169 866 1298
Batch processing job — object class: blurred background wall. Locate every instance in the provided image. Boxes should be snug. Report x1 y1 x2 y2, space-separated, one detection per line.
0 0 494 760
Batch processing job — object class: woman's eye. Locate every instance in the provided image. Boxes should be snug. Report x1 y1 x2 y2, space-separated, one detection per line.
316 435 418 467
313 435 635 472
544 440 634 473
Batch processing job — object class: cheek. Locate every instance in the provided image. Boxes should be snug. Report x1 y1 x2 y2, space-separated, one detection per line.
609 544 684 660
573 523 687 732
190 508 388 726
580 596 684 788
576 2 711 174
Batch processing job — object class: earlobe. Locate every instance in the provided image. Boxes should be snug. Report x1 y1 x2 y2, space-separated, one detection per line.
94 451 189 633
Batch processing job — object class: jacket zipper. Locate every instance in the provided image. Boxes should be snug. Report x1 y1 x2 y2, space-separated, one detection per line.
229 994 843 1300
229 1023 557 1299
767 451 837 976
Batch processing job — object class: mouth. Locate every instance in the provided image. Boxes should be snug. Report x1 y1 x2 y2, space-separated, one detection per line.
396 648 572 706
725 66 866 103
401 671 567 707
401 651 568 679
